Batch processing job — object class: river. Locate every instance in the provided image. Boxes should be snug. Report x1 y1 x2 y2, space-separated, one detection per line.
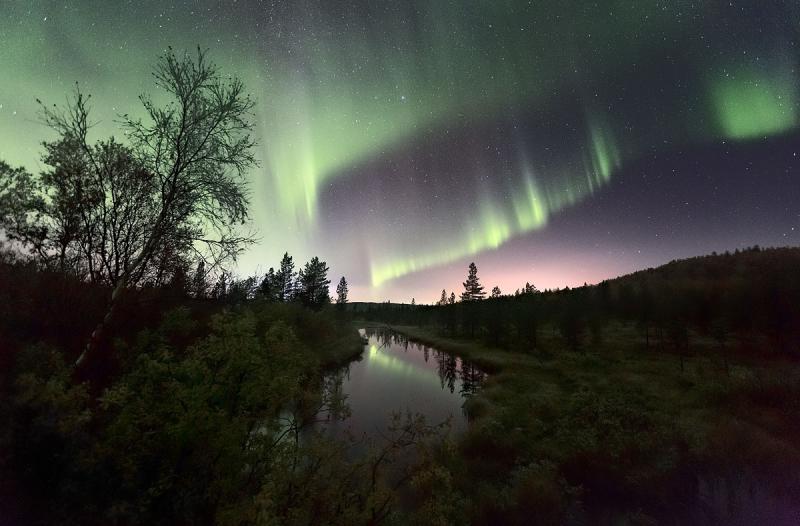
317 327 486 442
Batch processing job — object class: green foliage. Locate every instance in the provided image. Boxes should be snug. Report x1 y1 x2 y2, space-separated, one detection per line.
5 345 93 520
549 387 671 461
3 303 450 524
5 247 800 524
95 309 310 522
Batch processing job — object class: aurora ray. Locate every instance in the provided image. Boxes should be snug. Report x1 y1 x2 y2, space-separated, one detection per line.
367 112 623 286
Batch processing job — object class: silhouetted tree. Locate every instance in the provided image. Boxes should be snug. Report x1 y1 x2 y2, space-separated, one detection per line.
64 48 256 366
212 272 229 299
297 257 330 310
1 135 162 283
438 289 448 306
192 260 208 298
491 286 501 298
449 292 456 304
0 163 46 258
336 276 348 304
258 267 278 301
461 262 485 301
227 275 257 303
276 252 296 302
167 258 190 297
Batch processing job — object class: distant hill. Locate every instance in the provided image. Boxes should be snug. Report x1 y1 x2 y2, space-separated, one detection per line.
351 246 800 307
605 246 800 290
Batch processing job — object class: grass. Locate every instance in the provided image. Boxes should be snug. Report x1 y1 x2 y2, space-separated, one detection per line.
360 321 800 523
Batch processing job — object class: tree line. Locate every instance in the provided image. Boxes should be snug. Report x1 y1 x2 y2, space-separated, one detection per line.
358 247 800 362
201 251 348 311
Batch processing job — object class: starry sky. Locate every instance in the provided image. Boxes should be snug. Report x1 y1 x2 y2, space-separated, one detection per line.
2 1 799 301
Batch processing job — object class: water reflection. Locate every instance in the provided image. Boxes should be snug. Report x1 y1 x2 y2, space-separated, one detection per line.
365 328 486 398
317 328 486 441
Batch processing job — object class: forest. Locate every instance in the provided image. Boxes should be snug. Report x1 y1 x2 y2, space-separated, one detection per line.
359 246 800 362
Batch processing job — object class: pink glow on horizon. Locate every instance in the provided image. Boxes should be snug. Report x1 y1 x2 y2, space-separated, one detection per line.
349 249 651 303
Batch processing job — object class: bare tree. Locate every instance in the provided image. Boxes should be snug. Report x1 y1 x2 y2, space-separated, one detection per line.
2 130 170 286
44 133 160 283
40 48 259 366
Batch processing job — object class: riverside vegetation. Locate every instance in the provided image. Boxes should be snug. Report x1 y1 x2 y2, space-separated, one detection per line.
354 247 800 523
2 247 799 524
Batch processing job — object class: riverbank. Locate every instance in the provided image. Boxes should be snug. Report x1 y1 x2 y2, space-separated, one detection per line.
374 322 800 523
316 323 366 368
1 303 373 525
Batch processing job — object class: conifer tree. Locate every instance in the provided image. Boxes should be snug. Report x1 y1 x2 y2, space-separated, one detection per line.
461 262 485 301
276 252 296 301
212 272 229 299
523 282 538 294
297 256 331 309
438 289 448 305
259 267 278 301
336 276 348 304
193 260 207 299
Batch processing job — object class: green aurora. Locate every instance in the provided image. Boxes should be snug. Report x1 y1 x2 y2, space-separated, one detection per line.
1 1 798 295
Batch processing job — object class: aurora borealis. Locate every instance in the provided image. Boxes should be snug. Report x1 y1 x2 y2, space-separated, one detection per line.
2 1 799 301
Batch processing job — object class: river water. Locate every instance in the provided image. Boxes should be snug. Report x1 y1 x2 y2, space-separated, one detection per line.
318 327 486 441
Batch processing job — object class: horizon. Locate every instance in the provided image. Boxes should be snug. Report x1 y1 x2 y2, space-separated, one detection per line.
346 244 799 305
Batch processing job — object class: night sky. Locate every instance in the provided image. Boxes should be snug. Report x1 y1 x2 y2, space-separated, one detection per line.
2 1 799 301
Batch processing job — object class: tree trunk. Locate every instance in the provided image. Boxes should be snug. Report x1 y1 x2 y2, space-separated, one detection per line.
74 275 128 367
74 204 169 368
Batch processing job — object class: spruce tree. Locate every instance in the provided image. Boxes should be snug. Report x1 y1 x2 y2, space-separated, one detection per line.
212 272 229 299
336 276 348 304
259 267 278 301
276 252 296 301
193 260 207 299
297 257 331 309
462 262 485 301
523 282 538 294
